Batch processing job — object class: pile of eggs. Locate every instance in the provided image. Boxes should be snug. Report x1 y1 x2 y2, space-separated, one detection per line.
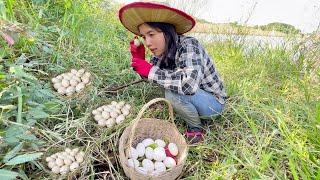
45 148 85 175
127 138 179 176
51 69 91 96
92 101 131 127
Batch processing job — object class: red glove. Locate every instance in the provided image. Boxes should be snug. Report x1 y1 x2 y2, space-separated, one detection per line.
131 58 152 77
130 38 145 59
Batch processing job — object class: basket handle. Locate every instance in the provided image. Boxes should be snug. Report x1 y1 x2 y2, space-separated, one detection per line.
128 98 175 148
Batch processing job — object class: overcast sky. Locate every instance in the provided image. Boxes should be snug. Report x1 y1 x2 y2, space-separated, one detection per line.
115 0 320 33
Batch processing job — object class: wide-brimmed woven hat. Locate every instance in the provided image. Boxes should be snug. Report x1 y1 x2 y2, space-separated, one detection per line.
118 1 196 35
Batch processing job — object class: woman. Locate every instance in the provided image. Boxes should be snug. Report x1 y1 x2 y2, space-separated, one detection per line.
119 2 227 144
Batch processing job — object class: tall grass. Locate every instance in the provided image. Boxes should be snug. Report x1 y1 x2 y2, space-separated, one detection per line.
0 0 319 179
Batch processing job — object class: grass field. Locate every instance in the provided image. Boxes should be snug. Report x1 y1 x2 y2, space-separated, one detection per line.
0 0 319 179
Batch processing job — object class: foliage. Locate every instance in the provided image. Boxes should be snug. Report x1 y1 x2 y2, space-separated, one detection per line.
258 22 302 34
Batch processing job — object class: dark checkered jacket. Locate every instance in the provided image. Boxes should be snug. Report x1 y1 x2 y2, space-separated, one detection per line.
148 35 227 104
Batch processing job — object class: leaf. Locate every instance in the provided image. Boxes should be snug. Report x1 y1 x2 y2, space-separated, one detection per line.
5 152 43 165
288 156 299 180
9 65 37 81
28 107 49 119
0 169 19 180
3 142 23 163
4 125 25 145
0 1 6 19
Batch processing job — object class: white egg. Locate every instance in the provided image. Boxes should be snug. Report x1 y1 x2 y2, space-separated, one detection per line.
128 147 138 159
66 86 75 94
153 147 166 162
55 158 64 167
75 154 84 163
101 111 110 119
66 155 75 162
115 104 123 109
61 79 70 88
70 69 77 74
69 79 78 86
103 106 111 112
62 74 71 80
57 87 66 94
51 77 60 83
56 75 63 80
163 157 176 168
72 148 79 154
64 158 72 165
78 69 85 74
65 148 72 153
81 76 90 84
111 101 117 106
154 161 166 173
116 114 125 124
114 108 121 115
110 111 118 118
50 154 58 159
98 119 106 127
70 162 79 171
48 161 56 168
83 72 91 78
53 83 62 90
136 143 145 157
122 109 130 116
92 109 99 115
127 158 139 169
142 159 154 173
59 165 70 174
94 114 103 121
77 151 84 156
145 147 154 160
75 83 85 92
46 156 54 162
51 166 60 174
168 143 179 156
73 76 81 82
70 150 78 156
136 167 147 175
142 138 154 147
155 139 166 148
118 101 125 107
67 72 73 77
125 104 131 110
134 38 141 46
106 118 116 128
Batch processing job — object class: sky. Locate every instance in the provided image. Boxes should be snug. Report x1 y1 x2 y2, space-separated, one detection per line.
115 0 320 33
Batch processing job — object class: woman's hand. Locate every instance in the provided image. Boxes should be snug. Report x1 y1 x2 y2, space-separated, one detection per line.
129 37 145 59
131 58 152 78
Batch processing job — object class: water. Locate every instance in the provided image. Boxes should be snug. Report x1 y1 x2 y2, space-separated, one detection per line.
190 33 300 49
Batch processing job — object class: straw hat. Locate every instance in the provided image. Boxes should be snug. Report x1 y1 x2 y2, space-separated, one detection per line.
118 1 196 35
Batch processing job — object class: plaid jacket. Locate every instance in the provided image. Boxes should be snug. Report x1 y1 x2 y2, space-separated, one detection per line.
148 35 227 104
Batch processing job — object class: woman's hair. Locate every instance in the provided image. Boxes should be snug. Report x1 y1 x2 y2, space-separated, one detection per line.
145 22 177 70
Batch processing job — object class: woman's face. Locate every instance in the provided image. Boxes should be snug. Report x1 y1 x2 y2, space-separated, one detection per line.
138 23 166 57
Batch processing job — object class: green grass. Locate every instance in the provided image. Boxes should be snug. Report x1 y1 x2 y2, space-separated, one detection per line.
0 0 319 179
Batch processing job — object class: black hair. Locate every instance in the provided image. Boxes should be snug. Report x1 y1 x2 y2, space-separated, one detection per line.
145 22 177 70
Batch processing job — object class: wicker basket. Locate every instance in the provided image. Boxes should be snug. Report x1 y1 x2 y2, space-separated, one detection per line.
119 98 188 180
